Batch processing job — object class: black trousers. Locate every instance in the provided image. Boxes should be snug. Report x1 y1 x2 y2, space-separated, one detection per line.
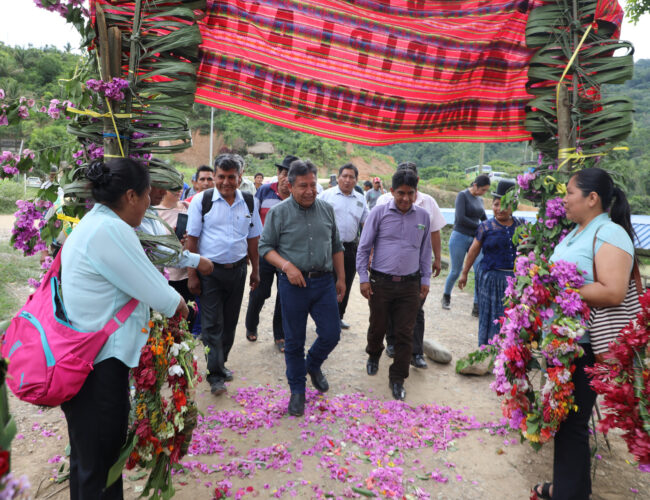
245 257 283 340
386 296 426 356
336 242 357 319
169 278 198 332
200 263 247 384
366 276 420 383
61 358 130 500
553 343 597 500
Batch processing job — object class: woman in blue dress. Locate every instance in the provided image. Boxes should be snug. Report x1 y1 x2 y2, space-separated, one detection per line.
458 180 521 346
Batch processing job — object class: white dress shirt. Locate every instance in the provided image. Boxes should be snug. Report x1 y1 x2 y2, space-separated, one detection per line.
318 185 369 243
375 191 446 232
187 189 262 264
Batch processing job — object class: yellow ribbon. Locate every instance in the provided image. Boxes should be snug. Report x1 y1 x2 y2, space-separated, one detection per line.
556 25 593 112
66 107 133 119
557 146 629 170
57 213 81 225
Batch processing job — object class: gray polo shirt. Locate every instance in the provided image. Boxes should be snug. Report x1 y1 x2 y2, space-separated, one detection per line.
259 196 344 272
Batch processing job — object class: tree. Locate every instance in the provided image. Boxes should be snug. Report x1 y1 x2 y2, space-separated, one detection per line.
626 1 650 23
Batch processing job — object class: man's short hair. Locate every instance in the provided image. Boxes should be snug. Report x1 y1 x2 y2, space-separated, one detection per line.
214 153 244 173
254 172 264 178
338 163 358 179
363 180 372 188
397 161 418 175
196 165 214 178
391 170 418 191
288 159 318 185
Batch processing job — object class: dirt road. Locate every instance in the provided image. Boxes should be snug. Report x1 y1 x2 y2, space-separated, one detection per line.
1 213 647 498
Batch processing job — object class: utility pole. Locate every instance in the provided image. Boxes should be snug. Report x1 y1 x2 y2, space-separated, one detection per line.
478 143 485 173
209 108 214 165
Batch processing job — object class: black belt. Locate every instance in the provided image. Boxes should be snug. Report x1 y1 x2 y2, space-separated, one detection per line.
212 257 247 269
370 269 420 282
279 270 332 279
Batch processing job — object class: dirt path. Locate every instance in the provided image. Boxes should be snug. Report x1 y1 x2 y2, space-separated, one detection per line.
1 214 648 498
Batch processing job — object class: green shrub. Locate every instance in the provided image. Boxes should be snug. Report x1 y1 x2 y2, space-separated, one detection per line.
0 180 38 214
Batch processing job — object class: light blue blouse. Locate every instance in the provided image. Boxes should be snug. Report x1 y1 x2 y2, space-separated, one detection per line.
61 204 181 368
550 212 634 284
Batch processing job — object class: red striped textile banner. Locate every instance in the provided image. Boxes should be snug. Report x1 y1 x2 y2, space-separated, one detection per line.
196 0 538 145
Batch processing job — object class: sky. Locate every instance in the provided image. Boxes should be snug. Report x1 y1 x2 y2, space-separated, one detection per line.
0 2 649 58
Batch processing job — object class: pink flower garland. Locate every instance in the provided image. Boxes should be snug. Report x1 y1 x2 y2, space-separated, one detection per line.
492 252 590 448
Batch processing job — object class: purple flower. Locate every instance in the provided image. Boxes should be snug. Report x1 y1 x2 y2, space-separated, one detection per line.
545 197 566 219
517 172 536 190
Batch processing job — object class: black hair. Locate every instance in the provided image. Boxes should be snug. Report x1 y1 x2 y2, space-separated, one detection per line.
391 170 418 191
86 158 149 208
473 174 491 188
397 161 418 175
196 165 214 177
573 167 635 241
214 153 243 173
254 172 264 178
338 163 359 179
288 159 318 185
363 180 372 188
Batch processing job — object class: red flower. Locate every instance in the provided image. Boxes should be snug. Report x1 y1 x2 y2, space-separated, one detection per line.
173 390 187 412
134 367 157 390
0 449 9 477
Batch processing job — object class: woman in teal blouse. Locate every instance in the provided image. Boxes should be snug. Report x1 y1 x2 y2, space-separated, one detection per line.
534 168 635 500
61 159 188 500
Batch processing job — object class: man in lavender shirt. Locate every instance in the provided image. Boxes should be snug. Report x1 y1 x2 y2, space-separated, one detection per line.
356 169 432 401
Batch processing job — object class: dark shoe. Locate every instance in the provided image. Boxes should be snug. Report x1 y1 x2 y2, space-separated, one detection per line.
410 354 428 369
223 367 233 382
308 368 329 393
288 392 305 416
246 330 258 342
366 357 379 376
471 303 479 317
340 319 350 330
385 344 395 358
210 380 227 396
532 482 552 500
389 381 406 401
441 294 451 310
274 339 285 353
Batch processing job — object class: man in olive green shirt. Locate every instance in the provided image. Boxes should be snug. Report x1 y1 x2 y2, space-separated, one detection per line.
259 159 345 417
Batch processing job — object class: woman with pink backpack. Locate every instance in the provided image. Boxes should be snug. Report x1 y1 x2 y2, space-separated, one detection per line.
60 159 188 499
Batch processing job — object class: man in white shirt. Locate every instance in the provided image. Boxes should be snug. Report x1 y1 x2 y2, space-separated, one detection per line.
319 163 369 329
375 162 446 368
186 154 263 396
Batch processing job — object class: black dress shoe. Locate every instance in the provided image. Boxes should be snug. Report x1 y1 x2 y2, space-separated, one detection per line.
340 319 350 330
223 367 234 382
366 357 379 376
385 344 395 358
389 381 406 401
308 368 329 393
410 354 428 369
288 392 305 416
210 380 227 396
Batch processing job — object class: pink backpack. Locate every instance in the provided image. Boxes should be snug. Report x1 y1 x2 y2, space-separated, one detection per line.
0 250 138 406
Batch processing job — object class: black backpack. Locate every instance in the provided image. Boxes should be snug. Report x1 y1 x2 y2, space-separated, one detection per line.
201 188 255 227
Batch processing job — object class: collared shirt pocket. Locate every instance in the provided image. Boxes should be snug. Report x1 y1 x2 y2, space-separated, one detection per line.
407 223 426 248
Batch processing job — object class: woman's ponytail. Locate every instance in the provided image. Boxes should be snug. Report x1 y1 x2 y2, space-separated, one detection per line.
611 186 636 242
574 167 635 242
